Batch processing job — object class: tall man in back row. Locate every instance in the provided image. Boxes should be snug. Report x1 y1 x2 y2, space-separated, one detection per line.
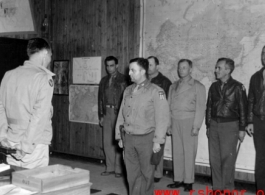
0 38 54 169
98 56 128 178
246 45 265 193
206 58 247 191
147 56 172 183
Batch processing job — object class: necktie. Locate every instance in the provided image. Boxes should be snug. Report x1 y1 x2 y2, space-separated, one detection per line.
109 76 113 86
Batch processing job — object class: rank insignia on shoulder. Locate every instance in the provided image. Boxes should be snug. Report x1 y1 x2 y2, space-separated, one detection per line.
159 91 165 100
49 79 54 87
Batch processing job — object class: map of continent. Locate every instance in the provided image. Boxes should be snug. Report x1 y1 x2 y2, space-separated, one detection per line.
69 85 99 124
144 0 265 171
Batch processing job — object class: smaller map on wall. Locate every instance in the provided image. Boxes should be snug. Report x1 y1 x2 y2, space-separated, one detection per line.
0 0 35 34
73 56 101 84
69 85 99 124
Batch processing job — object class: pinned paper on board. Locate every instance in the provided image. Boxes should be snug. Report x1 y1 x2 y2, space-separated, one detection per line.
72 56 101 84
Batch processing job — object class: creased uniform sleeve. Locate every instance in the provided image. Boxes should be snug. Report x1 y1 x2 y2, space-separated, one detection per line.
0 73 8 141
98 79 104 120
193 82 206 130
153 88 170 144
21 74 54 153
206 85 213 129
237 84 248 131
247 76 255 124
115 90 126 140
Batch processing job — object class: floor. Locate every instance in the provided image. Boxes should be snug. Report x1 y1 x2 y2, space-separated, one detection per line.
49 153 256 195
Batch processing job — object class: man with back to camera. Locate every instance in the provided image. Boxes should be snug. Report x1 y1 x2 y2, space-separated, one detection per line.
147 56 172 183
98 56 128 178
0 38 54 169
167 59 206 191
206 58 247 191
115 58 170 195
246 46 265 193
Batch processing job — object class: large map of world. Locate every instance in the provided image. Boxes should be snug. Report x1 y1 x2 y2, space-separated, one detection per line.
143 0 265 172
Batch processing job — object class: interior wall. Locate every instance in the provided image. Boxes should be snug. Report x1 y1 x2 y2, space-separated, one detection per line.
0 0 141 159
50 0 141 158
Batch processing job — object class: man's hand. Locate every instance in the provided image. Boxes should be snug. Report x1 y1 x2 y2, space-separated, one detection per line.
206 128 210 138
167 126 172 135
238 131 246 142
191 128 199 136
153 143 161 153
12 149 26 160
99 118 104 127
245 124 254 137
0 138 12 148
118 140 123 148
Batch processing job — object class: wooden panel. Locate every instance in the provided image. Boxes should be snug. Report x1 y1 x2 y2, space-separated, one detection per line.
50 0 140 159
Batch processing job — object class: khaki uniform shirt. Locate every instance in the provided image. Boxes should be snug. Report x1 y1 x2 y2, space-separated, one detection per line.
168 77 206 130
0 61 55 153
115 79 170 144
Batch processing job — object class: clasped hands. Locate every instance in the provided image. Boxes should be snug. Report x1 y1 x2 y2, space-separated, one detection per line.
0 138 26 160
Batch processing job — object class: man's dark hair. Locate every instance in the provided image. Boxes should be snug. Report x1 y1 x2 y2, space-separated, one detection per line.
147 56 159 65
217 58 235 74
178 59 193 67
130 58 149 79
105 56 118 65
27 38 51 57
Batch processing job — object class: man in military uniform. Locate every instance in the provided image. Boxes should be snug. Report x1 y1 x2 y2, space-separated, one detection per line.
98 56 128 177
0 38 54 169
246 46 265 193
167 59 206 191
206 58 247 191
147 56 172 183
115 58 170 195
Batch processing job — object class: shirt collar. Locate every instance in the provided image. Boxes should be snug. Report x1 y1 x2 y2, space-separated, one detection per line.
179 75 193 85
23 60 55 76
135 79 149 90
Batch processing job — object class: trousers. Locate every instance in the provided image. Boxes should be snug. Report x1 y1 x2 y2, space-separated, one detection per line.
209 120 239 190
172 117 198 183
103 107 122 173
124 131 155 195
253 115 265 192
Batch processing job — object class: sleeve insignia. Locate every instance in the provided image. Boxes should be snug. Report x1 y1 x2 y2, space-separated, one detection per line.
242 85 245 91
49 79 54 87
159 91 165 100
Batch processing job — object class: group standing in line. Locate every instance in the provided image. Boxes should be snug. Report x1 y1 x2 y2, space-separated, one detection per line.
98 48 265 194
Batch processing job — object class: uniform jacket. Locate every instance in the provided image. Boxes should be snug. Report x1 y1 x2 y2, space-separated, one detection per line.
98 71 128 120
150 72 172 98
115 79 170 144
206 77 247 131
0 61 55 153
247 67 265 123
168 77 206 130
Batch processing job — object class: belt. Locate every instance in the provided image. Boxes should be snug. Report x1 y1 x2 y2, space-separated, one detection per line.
125 131 154 136
106 105 115 108
212 117 238 123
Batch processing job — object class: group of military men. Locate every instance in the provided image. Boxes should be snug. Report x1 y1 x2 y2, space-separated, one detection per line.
99 46 265 195
0 37 263 195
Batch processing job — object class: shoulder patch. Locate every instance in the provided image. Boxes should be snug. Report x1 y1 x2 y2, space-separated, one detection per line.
159 91 165 100
242 85 245 91
49 79 54 87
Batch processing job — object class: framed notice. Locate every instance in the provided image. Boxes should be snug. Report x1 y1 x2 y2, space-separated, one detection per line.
72 56 101 84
